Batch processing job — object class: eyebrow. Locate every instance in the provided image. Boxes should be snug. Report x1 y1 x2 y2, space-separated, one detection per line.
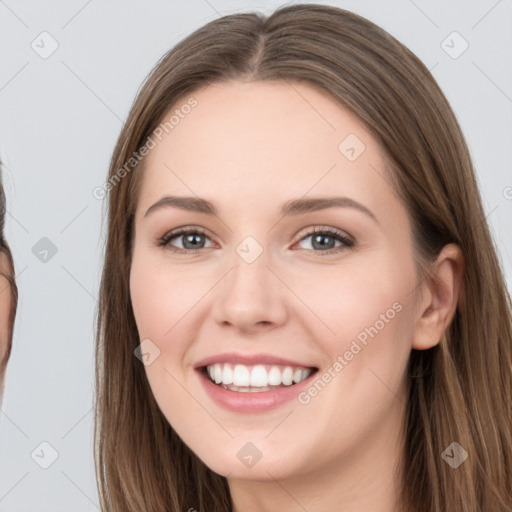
144 195 378 224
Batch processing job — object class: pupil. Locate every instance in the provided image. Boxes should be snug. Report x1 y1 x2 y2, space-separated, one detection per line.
313 234 334 250
184 233 203 249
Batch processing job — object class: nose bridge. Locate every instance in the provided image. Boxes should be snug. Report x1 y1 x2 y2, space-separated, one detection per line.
213 234 287 330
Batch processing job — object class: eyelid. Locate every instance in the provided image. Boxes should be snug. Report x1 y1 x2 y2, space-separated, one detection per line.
293 224 354 244
158 225 216 246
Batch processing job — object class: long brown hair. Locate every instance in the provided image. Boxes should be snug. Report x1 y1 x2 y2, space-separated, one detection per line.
95 4 512 511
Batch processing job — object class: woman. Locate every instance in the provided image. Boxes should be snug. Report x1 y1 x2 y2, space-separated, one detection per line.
0 167 18 404
95 4 512 511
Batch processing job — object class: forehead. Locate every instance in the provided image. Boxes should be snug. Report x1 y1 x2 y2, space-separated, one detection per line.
137 80 399 220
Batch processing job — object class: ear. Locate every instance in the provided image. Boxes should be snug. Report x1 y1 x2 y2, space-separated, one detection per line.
412 243 464 350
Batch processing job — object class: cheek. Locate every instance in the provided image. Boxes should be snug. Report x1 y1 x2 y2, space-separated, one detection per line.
129 250 198 340
129 255 195 419
129 250 218 379
293 259 408 338
292 252 416 395
129 262 171 338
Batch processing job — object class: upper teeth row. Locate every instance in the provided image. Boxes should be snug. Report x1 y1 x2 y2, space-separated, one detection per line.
206 363 313 387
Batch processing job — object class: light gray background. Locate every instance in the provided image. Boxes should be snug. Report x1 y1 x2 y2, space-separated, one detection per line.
0 0 511 510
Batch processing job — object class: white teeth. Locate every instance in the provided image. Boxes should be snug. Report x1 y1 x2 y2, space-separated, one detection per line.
222 384 275 392
222 364 233 385
214 363 223 384
249 365 268 387
233 365 250 387
282 367 294 386
205 362 314 389
268 366 282 385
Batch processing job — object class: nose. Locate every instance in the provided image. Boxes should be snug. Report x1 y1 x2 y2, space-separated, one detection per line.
212 248 288 333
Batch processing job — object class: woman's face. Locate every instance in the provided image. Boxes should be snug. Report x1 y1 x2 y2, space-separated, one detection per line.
130 80 425 483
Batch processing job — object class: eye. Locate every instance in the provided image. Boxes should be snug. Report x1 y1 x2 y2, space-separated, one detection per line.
157 226 214 254
157 225 354 256
293 226 354 255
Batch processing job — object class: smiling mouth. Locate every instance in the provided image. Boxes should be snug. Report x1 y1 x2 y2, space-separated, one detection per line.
201 363 319 393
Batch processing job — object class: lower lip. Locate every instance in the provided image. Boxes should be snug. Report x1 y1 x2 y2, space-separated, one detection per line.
196 368 318 414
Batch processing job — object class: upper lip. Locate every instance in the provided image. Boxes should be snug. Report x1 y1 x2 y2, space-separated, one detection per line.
194 352 317 369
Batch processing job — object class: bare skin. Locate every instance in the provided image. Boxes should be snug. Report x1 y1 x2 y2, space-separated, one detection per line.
129 80 463 512
0 250 13 402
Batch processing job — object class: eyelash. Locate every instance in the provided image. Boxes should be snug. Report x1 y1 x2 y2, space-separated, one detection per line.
157 225 355 256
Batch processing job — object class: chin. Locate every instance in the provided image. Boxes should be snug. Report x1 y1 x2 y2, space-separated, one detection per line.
192 441 300 481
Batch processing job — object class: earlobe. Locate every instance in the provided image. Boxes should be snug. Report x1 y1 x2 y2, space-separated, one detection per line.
412 243 464 351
